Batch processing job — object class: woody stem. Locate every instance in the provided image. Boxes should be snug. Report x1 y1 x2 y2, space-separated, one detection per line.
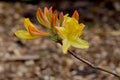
68 50 120 78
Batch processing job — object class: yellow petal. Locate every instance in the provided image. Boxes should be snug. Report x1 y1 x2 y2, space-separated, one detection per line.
15 30 39 40
55 27 66 39
64 17 79 34
62 39 71 54
70 38 89 48
76 23 85 36
24 18 33 30
79 23 85 31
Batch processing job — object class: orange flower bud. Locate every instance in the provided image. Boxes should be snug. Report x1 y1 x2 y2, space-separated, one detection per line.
72 10 79 21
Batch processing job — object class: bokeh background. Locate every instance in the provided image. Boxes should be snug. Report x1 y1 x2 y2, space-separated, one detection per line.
0 0 120 80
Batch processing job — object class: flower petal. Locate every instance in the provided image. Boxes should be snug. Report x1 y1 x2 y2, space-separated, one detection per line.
45 7 52 22
52 10 58 28
23 18 33 31
55 27 66 39
71 38 89 48
64 17 79 34
62 39 71 54
28 25 49 36
23 18 49 36
15 30 39 40
36 8 50 28
72 10 79 20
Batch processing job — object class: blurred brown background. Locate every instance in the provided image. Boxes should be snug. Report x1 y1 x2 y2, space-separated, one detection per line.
0 0 120 80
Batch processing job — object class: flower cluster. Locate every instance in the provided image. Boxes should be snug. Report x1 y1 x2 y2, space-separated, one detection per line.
15 7 89 54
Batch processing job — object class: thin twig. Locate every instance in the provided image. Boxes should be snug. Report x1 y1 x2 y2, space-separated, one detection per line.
1 55 39 61
68 50 120 78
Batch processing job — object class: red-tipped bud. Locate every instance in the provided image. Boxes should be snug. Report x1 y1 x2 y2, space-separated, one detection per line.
72 10 79 21
37 8 45 21
59 12 63 19
28 25 49 36
52 10 58 28
59 12 64 25
44 7 49 16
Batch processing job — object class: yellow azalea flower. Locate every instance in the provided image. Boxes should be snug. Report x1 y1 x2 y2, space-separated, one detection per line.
15 7 89 54
56 15 89 54
15 18 49 40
